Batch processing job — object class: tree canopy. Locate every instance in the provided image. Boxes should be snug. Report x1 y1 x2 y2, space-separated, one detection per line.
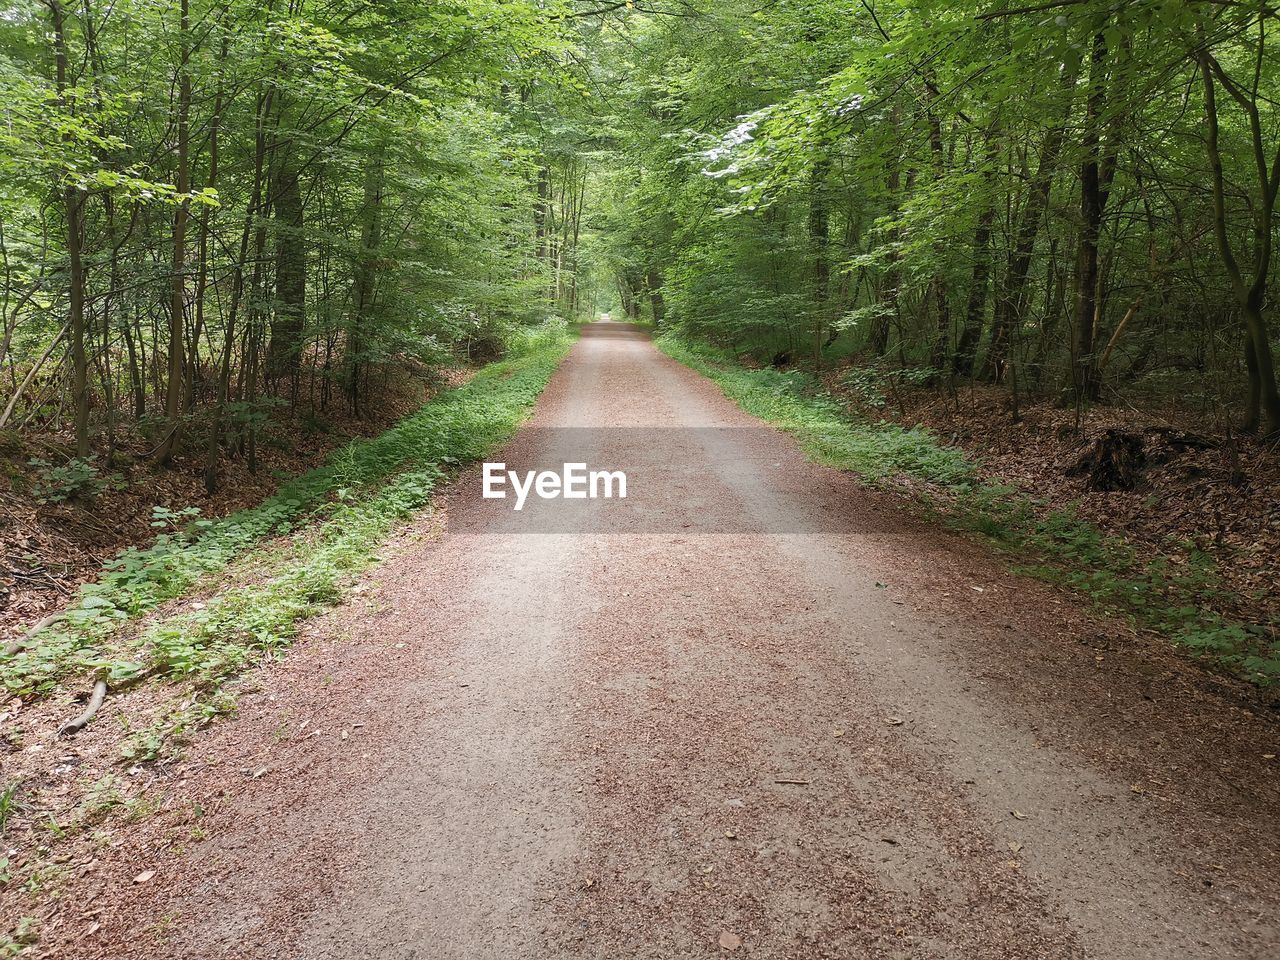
2 0 1280 482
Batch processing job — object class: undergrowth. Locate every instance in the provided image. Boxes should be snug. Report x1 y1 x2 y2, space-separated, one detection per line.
658 334 1280 683
3 326 573 698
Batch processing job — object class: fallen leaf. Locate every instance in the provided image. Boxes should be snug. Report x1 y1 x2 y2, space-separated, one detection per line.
718 931 742 950
1011 810 1028 820
133 870 155 884
885 716 905 726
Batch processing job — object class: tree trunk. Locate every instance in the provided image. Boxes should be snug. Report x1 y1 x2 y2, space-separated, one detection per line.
985 65 1077 382
48 0 90 456
809 159 831 364
871 103 902 357
534 165 550 263
925 79 951 372
157 0 191 464
267 150 305 381
955 124 999 377
204 86 272 492
646 267 666 326
347 149 385 416
1068 32 1114 405
1199 41 1280 435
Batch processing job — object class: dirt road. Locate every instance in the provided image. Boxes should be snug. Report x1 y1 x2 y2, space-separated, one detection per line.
61 323 1279 958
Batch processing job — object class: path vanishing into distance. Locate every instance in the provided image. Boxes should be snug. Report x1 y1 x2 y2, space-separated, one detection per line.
64 323 1279 959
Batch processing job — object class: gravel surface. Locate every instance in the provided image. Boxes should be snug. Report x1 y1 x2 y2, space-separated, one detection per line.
30 322 1280 959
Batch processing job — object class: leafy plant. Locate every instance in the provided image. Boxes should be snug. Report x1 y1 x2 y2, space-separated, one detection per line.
0 780 25 835
27 457 123 504
0 917 38 957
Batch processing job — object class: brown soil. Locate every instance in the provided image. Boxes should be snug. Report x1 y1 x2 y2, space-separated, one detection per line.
3 324 1278 959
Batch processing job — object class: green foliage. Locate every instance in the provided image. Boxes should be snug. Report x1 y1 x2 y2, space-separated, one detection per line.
0 780 24 835
26 456 123 504
658 335 974 487
839 364 943 411
591 0 1280 427
0 917 38 957
0 0 586 462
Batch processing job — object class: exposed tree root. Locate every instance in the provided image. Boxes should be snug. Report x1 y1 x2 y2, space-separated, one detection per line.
4 612 63 657
57 680 108 737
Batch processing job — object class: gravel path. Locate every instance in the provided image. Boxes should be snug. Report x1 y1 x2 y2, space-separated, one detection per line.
52 322 1280 959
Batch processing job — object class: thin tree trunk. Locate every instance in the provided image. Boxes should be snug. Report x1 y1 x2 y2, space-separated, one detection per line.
871 103 902 356
157 0 191 464
267 149 305 382
48 0 90 455
205 87 273 492
347 147 385 416
925 78 951 372
955 123 999 376
1068 31 1115 404
985 65 1077 382
809 159 831 364
1200 41 1280 435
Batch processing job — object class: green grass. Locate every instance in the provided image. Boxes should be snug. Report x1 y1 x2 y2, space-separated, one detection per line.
658 334 1280 684
3 326 574 698
0 780 23 835
660 337 974 486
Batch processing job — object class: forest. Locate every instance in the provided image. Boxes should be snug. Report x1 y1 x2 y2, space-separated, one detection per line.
2 0 1278 447
3 0 1279 467
3 1 1280 955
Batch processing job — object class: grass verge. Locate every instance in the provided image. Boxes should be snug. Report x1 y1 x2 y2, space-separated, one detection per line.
658 334 1280 684
3 326 573 698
